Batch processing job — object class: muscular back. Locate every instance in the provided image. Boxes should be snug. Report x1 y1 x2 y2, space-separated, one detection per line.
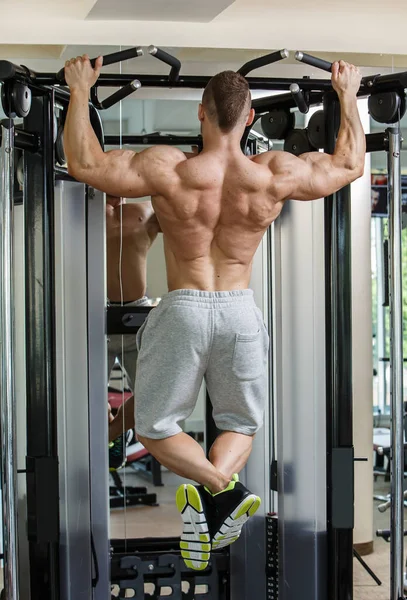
152 150 284 292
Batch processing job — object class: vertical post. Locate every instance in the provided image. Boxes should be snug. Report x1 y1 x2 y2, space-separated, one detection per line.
387 127 404 600
0 119 19 599
323 93 354 600
24 94 59 598
375 219 387 411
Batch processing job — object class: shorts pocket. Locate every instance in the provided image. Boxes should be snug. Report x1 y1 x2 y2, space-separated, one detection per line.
232 329 266 381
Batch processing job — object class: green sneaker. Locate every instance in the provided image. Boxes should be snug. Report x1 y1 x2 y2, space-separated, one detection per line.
175 484 211 571
209 474 261 550
108 434 126 471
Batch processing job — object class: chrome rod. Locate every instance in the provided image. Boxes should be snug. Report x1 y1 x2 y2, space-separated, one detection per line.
0 119 19 600
387 126 404 600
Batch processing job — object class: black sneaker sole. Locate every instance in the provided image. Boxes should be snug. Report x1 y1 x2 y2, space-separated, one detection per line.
212 494 261 550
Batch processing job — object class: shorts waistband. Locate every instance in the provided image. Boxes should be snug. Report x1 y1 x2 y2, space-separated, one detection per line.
109 296 150 307
160 289 254 307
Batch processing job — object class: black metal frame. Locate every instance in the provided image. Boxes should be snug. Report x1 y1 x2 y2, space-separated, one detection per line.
1 44 406 600
110 538 230 600
323 94 354 600
24 92 60 599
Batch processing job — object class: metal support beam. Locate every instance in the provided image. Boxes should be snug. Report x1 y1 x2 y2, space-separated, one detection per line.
323 93 354 600
24 93 60 599
0 119 19 600
387 127 404 600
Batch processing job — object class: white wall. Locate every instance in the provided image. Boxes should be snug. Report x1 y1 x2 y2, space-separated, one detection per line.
352 99 374 548
1 1 407 55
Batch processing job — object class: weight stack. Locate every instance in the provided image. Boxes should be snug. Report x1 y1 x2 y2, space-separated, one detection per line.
266 515 279 600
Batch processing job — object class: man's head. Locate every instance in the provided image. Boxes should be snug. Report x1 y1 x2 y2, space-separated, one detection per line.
199 71 254 136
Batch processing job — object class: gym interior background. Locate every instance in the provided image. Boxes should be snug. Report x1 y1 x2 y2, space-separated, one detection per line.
1 1 407 599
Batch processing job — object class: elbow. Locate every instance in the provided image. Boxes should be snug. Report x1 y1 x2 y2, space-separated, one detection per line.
66 160 90 183
67 160 80 179
353 161 365 180
343 160 364 184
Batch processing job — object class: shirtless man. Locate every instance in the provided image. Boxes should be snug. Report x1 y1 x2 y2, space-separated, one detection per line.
106 195 160 444
64 56 365 570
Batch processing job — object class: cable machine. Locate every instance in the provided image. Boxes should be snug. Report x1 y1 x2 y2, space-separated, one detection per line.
0 46 405 600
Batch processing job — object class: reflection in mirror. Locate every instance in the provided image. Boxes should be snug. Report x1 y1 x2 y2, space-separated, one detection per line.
101 93 208 539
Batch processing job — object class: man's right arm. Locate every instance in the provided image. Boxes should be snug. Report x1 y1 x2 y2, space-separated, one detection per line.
256 61 366 202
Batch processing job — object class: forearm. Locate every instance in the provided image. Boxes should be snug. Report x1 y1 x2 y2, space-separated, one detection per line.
333 94 366 172
64 88 104 176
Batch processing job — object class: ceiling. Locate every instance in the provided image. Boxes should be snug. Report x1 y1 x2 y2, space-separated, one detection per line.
87 0 235 22
0 0 407 56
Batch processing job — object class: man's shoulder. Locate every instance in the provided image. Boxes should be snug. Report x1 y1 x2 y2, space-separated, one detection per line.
250 150 295 170
144 145 187 166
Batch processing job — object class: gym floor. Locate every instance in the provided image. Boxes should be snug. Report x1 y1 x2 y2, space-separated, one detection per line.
0 477 401 595
354 477 404 600
110 470 405 599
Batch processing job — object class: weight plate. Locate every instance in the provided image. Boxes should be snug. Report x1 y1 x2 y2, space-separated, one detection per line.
368 92 400 124
399 92 406 122
16 156 24 188
1 81 12 117
307 110 326 149
53 113 58 144
55 125 66 166
261 110 295 140
11 82 31 118
283 129 313 156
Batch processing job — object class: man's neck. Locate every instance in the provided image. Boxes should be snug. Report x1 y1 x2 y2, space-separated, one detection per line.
202 128 244 155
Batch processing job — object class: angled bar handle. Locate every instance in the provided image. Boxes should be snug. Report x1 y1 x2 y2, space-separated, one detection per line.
91 80 141 111
56 46 143 83
148 46 181 83
295 51 373 90
290 83 309 114
238 49 289 77
295 51 332 73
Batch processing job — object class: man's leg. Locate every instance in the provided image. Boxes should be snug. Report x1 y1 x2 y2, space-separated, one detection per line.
200 299 269 550
109 395 135 443
139 431 253 490
208 431 254 479
138 432 230 494
107 334 138 442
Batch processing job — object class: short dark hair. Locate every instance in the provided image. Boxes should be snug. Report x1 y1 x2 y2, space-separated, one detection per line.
202 71 251 133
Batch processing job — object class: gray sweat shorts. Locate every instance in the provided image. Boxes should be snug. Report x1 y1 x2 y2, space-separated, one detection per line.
134 289 269 439
107 296 151 390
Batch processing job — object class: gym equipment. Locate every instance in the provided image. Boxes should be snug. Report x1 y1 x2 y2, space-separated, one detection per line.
55 125 66 166
109 469 157 509
353 548 382 586
1 45 406 600
290 83 309 114
1 80 31 118
283 128 313 155
238 49 289 77
369 91 406 124
387 127 405 600
295 51 333 73
376 527 407 591
149 45 181 83
260 109 294 140
307 110 326 149
110 540 229 599
0 120 19 599
55 46 144 83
